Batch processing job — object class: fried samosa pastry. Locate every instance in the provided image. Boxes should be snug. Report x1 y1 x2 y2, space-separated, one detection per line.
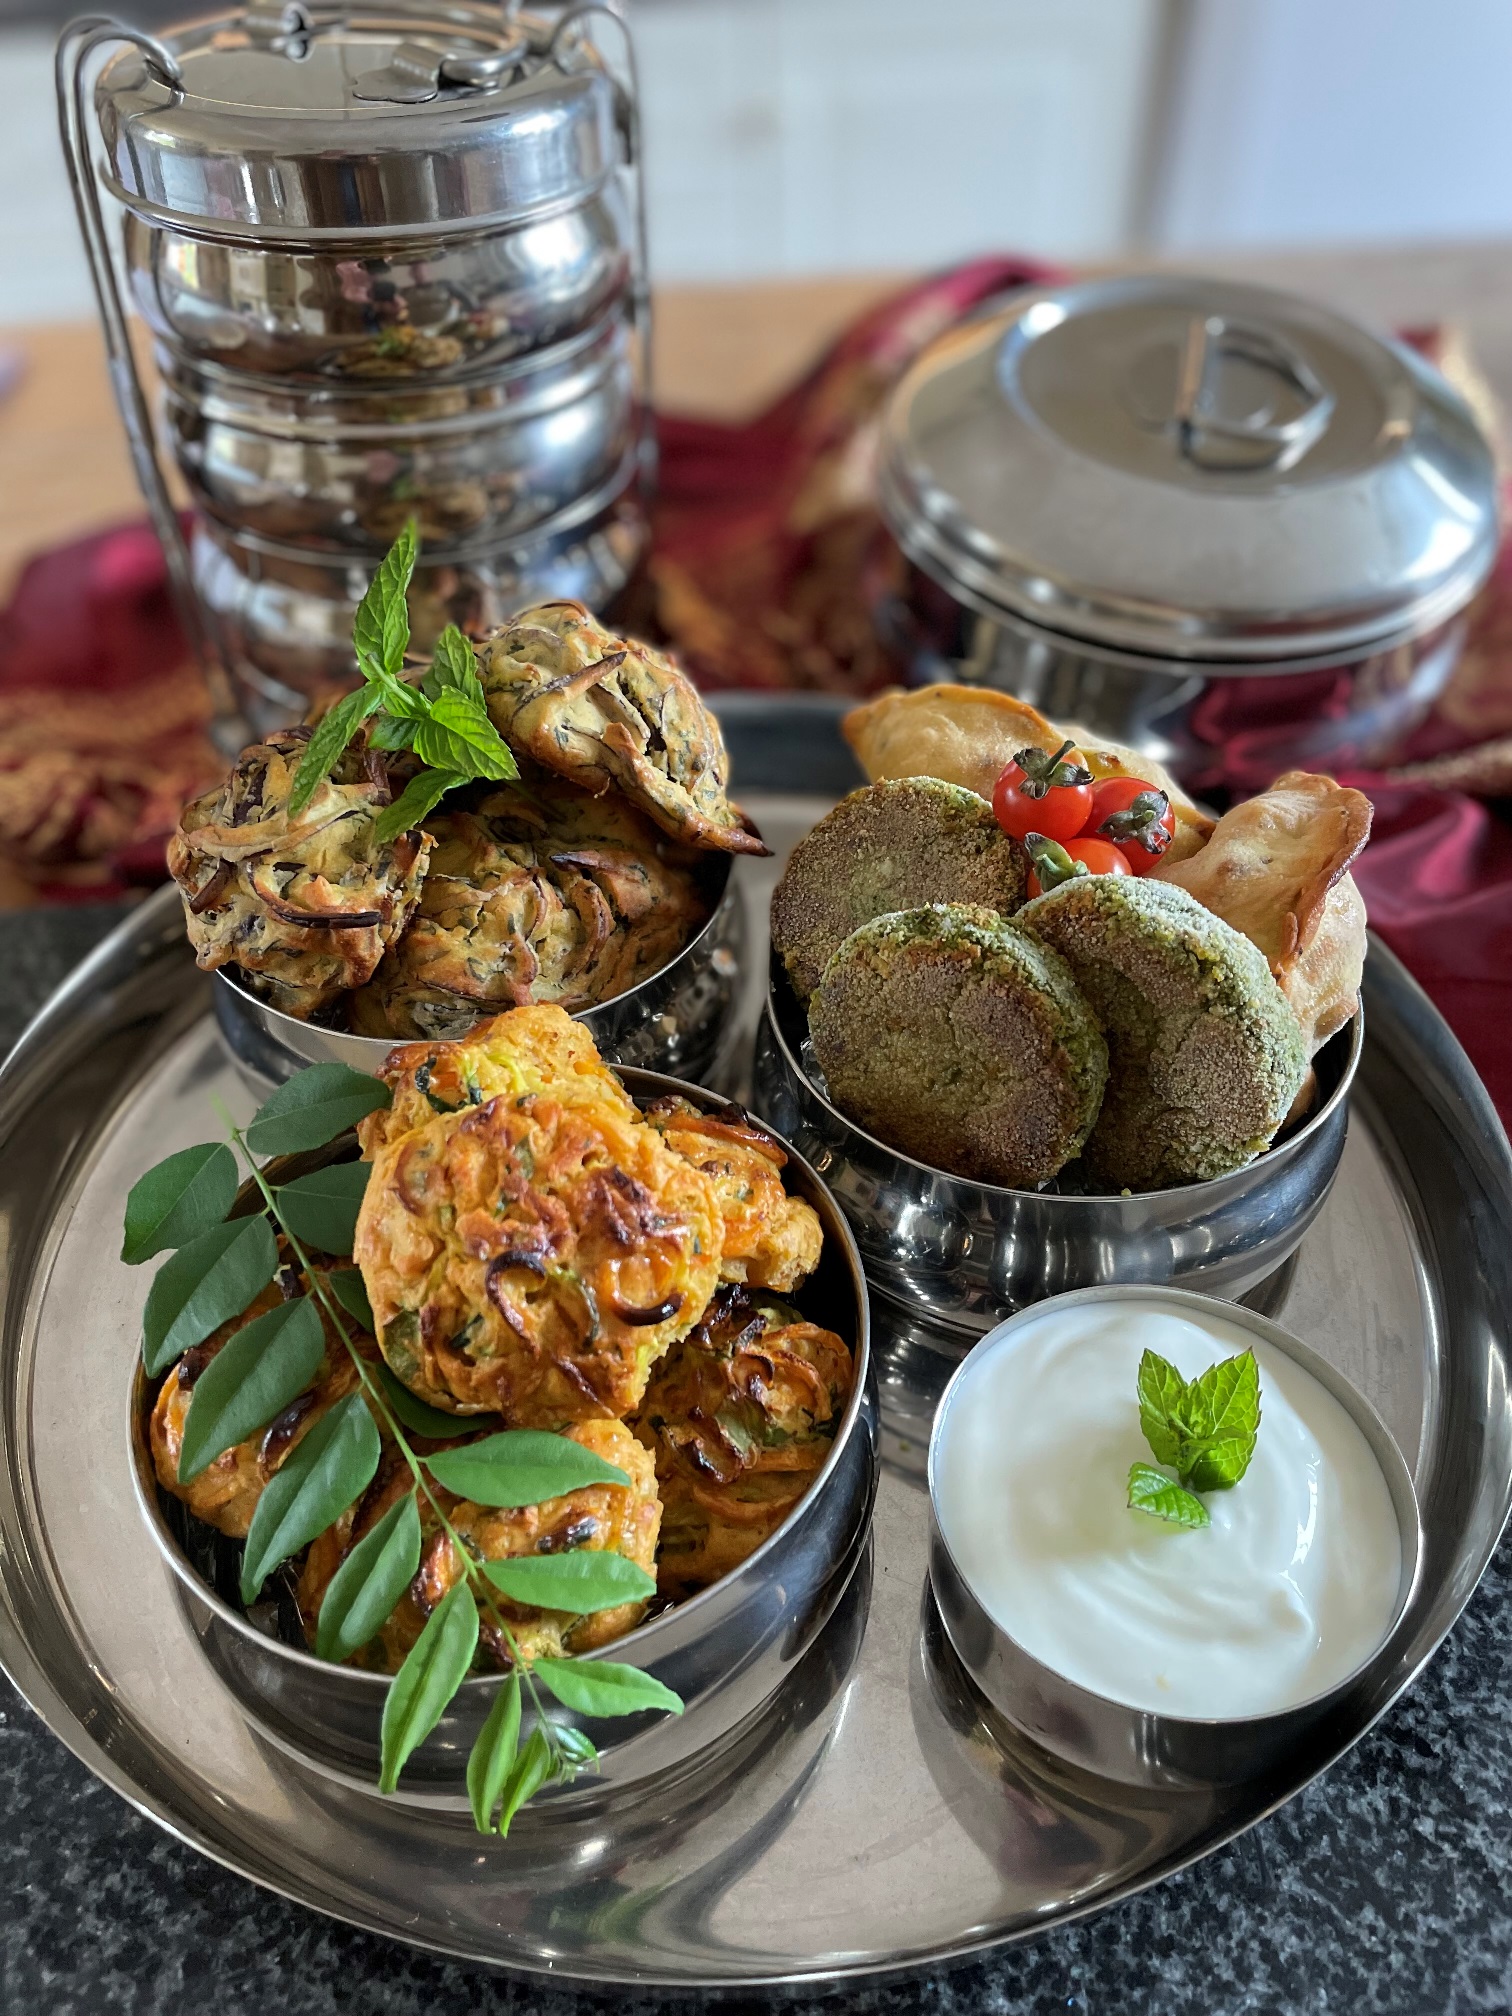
841 685 1212 862
298 1421 661 1672
1153 770 1371 1054
478 601 768 855
169 727 431 1019
635 1286 853 1600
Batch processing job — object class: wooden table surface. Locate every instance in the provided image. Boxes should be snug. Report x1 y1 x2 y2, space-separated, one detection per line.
3 242 1512 599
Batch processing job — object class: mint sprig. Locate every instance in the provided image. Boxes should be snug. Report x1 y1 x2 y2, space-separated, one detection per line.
287 522 517 831
1127 1345 1261 1528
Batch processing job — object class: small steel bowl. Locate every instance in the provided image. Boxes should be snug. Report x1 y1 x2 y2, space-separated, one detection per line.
926 1285 1422 1788
752 953 1362 1336
212 852 745 1093
130 1068 878 1809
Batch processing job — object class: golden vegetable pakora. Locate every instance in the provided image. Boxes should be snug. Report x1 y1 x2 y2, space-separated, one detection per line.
349 771 710 1040
354 1048 723 1423
169 727 431 1019
298 1420 661 1673
478 601 769 855
641 1095 822 1292
635 1286 853 1600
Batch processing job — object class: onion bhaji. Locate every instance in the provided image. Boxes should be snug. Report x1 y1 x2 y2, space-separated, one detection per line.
150 1269 369 1539
634 1286 853 1600
354 1042 723 1424
298 1420 661 1672
349 770 710 1040
641 1095 822 1291
478 601 769 855
169 727 430 1019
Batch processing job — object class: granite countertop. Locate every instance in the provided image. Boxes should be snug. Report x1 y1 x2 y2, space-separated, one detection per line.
3 907 1510 2016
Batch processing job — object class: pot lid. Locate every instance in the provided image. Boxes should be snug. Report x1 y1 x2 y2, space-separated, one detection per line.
95 4 620 240
878 274 1501 662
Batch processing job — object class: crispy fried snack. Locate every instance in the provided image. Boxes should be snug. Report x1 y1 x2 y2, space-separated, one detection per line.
1152 770 1372 1055
150 1270 368 1539
841 686 1212 863
169 727 431 1019
641 1095 822 1291
298 1421 661 1672
354 1062 723 1423
349 772 710 1040
358 1003 638 1158
634 1287 853 1600
478 601 768 855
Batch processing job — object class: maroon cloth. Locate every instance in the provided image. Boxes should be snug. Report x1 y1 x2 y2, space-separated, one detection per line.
1 256 1510 1130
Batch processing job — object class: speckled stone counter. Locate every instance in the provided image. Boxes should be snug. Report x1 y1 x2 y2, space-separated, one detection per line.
3 908 1511 2016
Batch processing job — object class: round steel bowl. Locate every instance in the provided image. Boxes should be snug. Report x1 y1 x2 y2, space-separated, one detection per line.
752 953 1363 1336
926 1285 1422 1788
211 852 745 1092
129 1068 878 1809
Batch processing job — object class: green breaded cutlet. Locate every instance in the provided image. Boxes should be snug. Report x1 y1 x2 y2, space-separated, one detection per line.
808 904 1108 1188
771 778 1026 1005
1018 874 1308 1191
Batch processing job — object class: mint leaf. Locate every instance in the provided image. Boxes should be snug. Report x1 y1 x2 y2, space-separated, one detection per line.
1136 1349 1187 1468
412 689 517 781
353 520 417 683
367 713 418 752
288 683 381 818
372 767 465 844
369 665 430 722
1183 1350 1260 1490
1127 1462 1210 1528
424 624 485 704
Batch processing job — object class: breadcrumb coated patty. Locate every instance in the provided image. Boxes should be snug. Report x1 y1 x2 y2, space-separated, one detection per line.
771 778 1027 1004
1019 875 1308 1190
807 904 1108 1188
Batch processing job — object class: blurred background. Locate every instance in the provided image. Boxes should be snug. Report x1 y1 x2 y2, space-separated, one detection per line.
4 0 1512 319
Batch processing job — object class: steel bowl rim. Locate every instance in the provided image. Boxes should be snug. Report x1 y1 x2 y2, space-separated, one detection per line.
765 952 1364 1206
214 848 736 1062
129 1064 873 1697
925 1281 1424 1742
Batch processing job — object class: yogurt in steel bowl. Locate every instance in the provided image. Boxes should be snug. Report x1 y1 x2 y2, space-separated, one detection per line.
926 1285 1420 1785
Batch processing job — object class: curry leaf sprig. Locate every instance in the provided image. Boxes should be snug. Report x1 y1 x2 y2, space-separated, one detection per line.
123 1060 680 1832
286 520 518 843
1126 1346 1261 1529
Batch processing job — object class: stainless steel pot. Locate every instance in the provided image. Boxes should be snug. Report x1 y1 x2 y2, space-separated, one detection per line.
57 1 654 734
875 275 1501 792
129 1069 878 1808
753 952 1362 1338
926 1286 1422 1789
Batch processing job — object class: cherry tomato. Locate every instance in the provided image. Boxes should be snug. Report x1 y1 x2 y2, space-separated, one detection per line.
992 739 1094 845
1087 776 1176 874
1024 833 1135 898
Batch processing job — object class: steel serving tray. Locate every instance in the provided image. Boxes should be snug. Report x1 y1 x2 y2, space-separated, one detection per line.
1 698 1510 1987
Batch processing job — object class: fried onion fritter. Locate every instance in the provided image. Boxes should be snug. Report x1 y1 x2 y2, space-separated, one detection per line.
150 1270 370 1539
168 727 431 1019
357 1003 638 1158
297 1420 661 1673
634 1286 853 1600
641 1095 822 1291
354 1071 723 1423
348 771 710 1040
478 601 768 856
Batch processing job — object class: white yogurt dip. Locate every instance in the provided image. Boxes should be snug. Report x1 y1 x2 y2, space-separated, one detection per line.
932 1298 1405 1719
